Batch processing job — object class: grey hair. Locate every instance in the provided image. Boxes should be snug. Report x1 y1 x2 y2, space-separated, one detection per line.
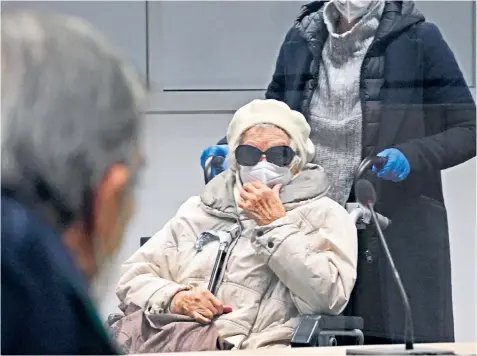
229 123 300 171
1 11 146 223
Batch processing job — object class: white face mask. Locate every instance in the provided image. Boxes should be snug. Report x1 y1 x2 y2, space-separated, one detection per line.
239 161 292 188
333 0 374 22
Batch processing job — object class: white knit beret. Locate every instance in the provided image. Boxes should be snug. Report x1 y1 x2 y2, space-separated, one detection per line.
227 99 315 171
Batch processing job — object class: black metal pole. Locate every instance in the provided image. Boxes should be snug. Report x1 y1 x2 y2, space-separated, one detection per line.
207 246 228 295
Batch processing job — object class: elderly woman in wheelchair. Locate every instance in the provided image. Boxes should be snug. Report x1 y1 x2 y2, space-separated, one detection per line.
116 99 359 349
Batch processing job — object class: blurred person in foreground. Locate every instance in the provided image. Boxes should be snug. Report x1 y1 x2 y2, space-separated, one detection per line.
116 99 358 349
201 0 476 344
1 11 146 355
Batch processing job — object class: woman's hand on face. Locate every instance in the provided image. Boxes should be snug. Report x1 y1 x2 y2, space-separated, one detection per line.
171 289 231 323
238 181 286 226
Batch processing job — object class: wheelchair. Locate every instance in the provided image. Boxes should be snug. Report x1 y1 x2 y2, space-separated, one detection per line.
137 156 390 348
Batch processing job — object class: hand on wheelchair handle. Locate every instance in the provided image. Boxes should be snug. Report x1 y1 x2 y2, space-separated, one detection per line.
200 144 229 169
371 156 387 171
201 145 229 182
372 148 410 182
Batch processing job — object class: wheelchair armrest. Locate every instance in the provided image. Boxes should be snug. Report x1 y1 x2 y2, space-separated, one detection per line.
291 314 364 347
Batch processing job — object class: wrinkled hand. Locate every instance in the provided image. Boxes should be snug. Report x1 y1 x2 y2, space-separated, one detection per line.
238 181 286 226
171 289 232 324
372 148 411 182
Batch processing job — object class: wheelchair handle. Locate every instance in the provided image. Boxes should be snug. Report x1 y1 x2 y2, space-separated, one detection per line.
204 156 225 184
355 156 387 181
347 203 392 230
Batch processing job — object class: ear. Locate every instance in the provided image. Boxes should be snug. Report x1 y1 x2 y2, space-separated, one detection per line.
92 164 132 255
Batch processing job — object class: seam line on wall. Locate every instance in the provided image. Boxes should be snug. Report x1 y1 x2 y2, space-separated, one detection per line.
472 0 476 88
146 110 235 115
145 0 150 89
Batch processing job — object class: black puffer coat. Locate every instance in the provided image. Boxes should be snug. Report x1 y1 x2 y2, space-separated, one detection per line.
262 0 476 343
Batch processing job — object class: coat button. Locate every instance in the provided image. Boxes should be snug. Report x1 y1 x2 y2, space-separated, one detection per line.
257 231 264 237
267 241 274 249
364 250 373 263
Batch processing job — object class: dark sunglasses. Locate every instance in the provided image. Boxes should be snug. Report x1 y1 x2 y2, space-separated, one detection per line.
235 144 296 167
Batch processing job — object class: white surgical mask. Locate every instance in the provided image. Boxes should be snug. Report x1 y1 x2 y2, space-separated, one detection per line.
239 161 292 187
333 0 374 22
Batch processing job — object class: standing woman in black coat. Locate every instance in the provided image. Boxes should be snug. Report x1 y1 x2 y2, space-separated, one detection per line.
200 0 476 344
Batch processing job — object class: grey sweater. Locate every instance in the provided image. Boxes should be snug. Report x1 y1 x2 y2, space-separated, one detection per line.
309 0 384 206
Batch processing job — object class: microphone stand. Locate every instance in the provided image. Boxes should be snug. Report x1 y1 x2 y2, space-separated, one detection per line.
347 180 454 355
368 207 414 351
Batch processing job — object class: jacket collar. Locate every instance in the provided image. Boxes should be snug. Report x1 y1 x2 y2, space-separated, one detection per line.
1 195 88 289
200 164 330 217
296 1 425 54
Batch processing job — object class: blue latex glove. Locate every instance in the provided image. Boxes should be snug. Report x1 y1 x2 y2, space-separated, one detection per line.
372 148 411 182
200 144 229 177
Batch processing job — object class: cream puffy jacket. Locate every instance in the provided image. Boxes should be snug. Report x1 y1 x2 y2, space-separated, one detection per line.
116 165 357 349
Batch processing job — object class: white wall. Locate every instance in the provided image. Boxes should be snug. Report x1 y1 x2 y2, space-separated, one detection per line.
4 0 475 343
148 0 476 89
1 0 147 75
442 159 476 343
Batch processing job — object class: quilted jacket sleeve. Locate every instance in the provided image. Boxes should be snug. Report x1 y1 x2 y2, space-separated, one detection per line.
396 22 476 172
116 199 196 315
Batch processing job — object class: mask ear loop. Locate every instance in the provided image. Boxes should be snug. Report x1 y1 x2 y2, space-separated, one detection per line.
289 155 302 175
